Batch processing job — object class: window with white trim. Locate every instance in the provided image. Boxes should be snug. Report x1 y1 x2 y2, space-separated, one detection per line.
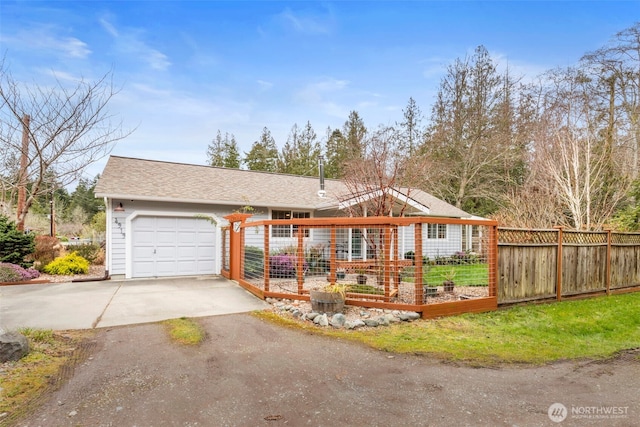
427 223 447 239
271 210 311 238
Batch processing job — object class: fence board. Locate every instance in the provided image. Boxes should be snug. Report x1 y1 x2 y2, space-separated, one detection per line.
498 228 640 304
498 245 556 303
561 246 607 295
610 246 640 289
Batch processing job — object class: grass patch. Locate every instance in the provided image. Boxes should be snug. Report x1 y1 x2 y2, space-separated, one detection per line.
0 329 92 421
346 284 385 295
257 293 640 365
162 317 206 345
403 263 489 286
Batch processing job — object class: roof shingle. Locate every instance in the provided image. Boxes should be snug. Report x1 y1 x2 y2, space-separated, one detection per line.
95 156 470 217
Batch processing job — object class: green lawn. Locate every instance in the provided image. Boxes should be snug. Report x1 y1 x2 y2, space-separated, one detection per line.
403 263 489 286
256 292 640 365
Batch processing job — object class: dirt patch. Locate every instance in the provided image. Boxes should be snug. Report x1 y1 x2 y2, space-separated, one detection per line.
13 314 640 426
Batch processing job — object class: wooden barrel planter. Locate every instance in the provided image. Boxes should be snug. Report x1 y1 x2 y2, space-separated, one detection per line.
310 290 345 314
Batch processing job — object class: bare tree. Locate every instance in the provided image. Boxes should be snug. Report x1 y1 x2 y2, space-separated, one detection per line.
531 67 631 230
582 23 640 178
341 126 406 218
0 61 132 229
421 46 531 216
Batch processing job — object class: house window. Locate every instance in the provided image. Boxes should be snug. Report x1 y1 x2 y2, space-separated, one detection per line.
427 223 447 239
272 210 311 238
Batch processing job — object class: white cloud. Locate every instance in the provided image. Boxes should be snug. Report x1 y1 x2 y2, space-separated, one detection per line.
99 16 171 71
1 26 91 59
295 78 350 103
99 17 119 38
277 7 335 35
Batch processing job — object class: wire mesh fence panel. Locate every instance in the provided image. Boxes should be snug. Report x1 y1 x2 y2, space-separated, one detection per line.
222 227 230 273
232 217 497 314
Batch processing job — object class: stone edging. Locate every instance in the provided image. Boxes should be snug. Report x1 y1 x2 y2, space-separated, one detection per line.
266 298 421 329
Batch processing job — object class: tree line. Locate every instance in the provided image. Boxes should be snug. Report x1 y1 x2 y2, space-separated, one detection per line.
207 23 640 231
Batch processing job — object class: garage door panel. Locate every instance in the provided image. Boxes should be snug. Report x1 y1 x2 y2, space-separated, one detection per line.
177 231 197 244
197 245 215 257
133 261 156 278
197 260 215 273
177 260 197 273
196 231 215 244
133 230 156 245
132 216 216 278
177 246 197 259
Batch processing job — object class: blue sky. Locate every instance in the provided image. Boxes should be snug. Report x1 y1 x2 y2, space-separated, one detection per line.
1 1 639 182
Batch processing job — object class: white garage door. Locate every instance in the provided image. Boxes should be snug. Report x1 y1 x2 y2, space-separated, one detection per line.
132 216 216 278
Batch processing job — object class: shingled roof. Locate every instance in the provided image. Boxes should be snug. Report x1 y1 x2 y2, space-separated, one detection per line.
95 156 471 217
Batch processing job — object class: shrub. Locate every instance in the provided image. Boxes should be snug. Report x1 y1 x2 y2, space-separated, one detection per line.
244 246 264 279
43 252 89 275
0 264 20 282
72 243 101 264
32 235 62 271
0 215 35 268
0 263 40 282
269 254 307 278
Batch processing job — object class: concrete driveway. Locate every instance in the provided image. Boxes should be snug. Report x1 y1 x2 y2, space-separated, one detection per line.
0 276 268 331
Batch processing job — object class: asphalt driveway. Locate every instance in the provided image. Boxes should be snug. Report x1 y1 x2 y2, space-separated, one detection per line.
0 276 268 331
15 313 640 427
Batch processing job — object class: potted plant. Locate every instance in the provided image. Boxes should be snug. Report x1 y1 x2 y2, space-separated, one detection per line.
424 284 438 298
336 268 346 280
310 283 347 314
356 268 367 285
441 268 456 293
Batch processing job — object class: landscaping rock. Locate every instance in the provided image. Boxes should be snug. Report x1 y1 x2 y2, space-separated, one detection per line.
345 319 366 330
0 331 29 362
398 312 421 321
314 314 329 327
330 313 346 328
364 319 379 327
306 312 319 321
377 316 390 326
384 314 401 323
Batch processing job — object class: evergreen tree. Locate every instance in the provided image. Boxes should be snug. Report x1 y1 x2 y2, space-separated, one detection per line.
324 127 347 178
277 122 320 176
207 131 226 167
342 111 367 159
0 214 35 267
397 97 423 156
207 131 241 169
223 134 241 168
244 127 278 172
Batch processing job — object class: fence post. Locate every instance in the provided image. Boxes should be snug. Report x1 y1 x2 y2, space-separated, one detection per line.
554 226 564 301
297 229 305 294
383 226 391 302
488 224 498 298
264 224 270 292
329 227 336 283
223 213 252 281
606 228 612 296
415 222 423 304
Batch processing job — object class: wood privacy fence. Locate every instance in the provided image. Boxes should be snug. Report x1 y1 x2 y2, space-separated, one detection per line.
498 227 640 304
222 213 499 319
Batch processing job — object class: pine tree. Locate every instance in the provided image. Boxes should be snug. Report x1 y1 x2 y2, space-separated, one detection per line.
244 127 278 172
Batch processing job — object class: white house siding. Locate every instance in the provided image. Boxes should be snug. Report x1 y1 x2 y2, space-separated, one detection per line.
399 223 463 260
107 199 235 278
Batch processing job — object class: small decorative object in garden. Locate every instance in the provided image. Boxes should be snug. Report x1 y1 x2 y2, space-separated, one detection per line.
442 268 456 293
424 285 438 298
310 283 346 314
336 268 346 280
356 268 367 285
